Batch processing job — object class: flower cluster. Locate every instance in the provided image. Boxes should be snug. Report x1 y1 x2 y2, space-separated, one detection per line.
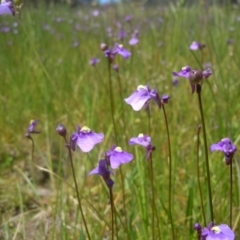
0 1 15 16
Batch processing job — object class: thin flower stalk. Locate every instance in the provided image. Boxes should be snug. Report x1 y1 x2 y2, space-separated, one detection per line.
110 188 115 240
161 104 175 239
56 124 91 240
230 161 233 228
196 84 214 223
196 125 206 226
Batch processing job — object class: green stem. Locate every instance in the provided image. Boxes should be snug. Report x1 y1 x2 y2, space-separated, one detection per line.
107 60 129 240
162 104 175 239
230 162 233 228
108 58 118 144
196 87 214 223
110 188 115 240
64 137 91 240
149 156 155 240
196 126 206 226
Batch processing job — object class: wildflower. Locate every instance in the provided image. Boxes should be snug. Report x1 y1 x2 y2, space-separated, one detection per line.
56 124 67 138
70 126 104 152
102 43 131 63
105 145 133 169
88 159 114 188
189 41 205 51
125 15 133 22
129 30 139 46
113 64 119 72
161 94 170 104
194 222 235 240
0 1 14 16
27 120 40 134
118 29 127 40
172 66 212 93
172 78 179 86
124 85 161 111
89 57 100 66
129 133 155 160
210 138 237 165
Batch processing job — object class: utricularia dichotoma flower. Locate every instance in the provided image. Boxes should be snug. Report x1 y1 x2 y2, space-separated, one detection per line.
172 66 212 93
89 57 100 66
129 133 156 160
194 222 235 240
129 29 139 46
25 120 40 138
125 84 168 111
189 41 205 51
105 145 133 169
88 159 114 188
0 1 14 16
101 43 131 64
210 138 237 165
70 125 104 152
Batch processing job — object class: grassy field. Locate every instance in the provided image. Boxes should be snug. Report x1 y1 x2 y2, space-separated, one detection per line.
0 1 240 239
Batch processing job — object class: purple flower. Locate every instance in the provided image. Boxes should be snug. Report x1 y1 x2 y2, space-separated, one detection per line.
172 78 179 86
210 138 237 165
161 94 170 104
172 66 192 78
124 85 161 111
105 146 133 169
70 126 104 152
172 66 212 93
189 41 205 51
0 1 14 16
89 57 100 66
129 133 155 160
129 36 139 45
196 222 235 240
103 43 131 63
88 159 114 188
125 15 133 22
27 120 40 134
118 30 127 40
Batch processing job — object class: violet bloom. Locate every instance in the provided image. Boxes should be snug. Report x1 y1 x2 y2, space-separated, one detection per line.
25 120 40 139
196 222 235 240
0 1 14 16
118 29 127 40
129 133 155 160
124 85 161 111
103 43 131 63
27 120 40 134
172 66 212 93
161 94 170 104
89 57 100 66
129 30 139 46
210 138 237 165
189 41 205 51
105 146 133 169
88 159 114 188
70 126 104 152
125 15 133 22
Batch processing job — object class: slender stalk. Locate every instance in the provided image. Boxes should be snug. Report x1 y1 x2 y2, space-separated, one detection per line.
230 162 233 228
110 188 115 240
196 125 206 226
196 85 214 223
29 136 35 183
63 137 91 240
149 156 155 240
161 104 175 239
107 60 129 240
147 110 161 239
108 58 118 144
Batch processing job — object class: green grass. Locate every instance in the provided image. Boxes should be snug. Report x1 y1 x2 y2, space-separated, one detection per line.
0 1 240 239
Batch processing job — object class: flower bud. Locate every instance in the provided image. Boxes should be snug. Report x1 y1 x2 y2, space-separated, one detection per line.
189 70 203 84
56 124 67 138
100 43 108 51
